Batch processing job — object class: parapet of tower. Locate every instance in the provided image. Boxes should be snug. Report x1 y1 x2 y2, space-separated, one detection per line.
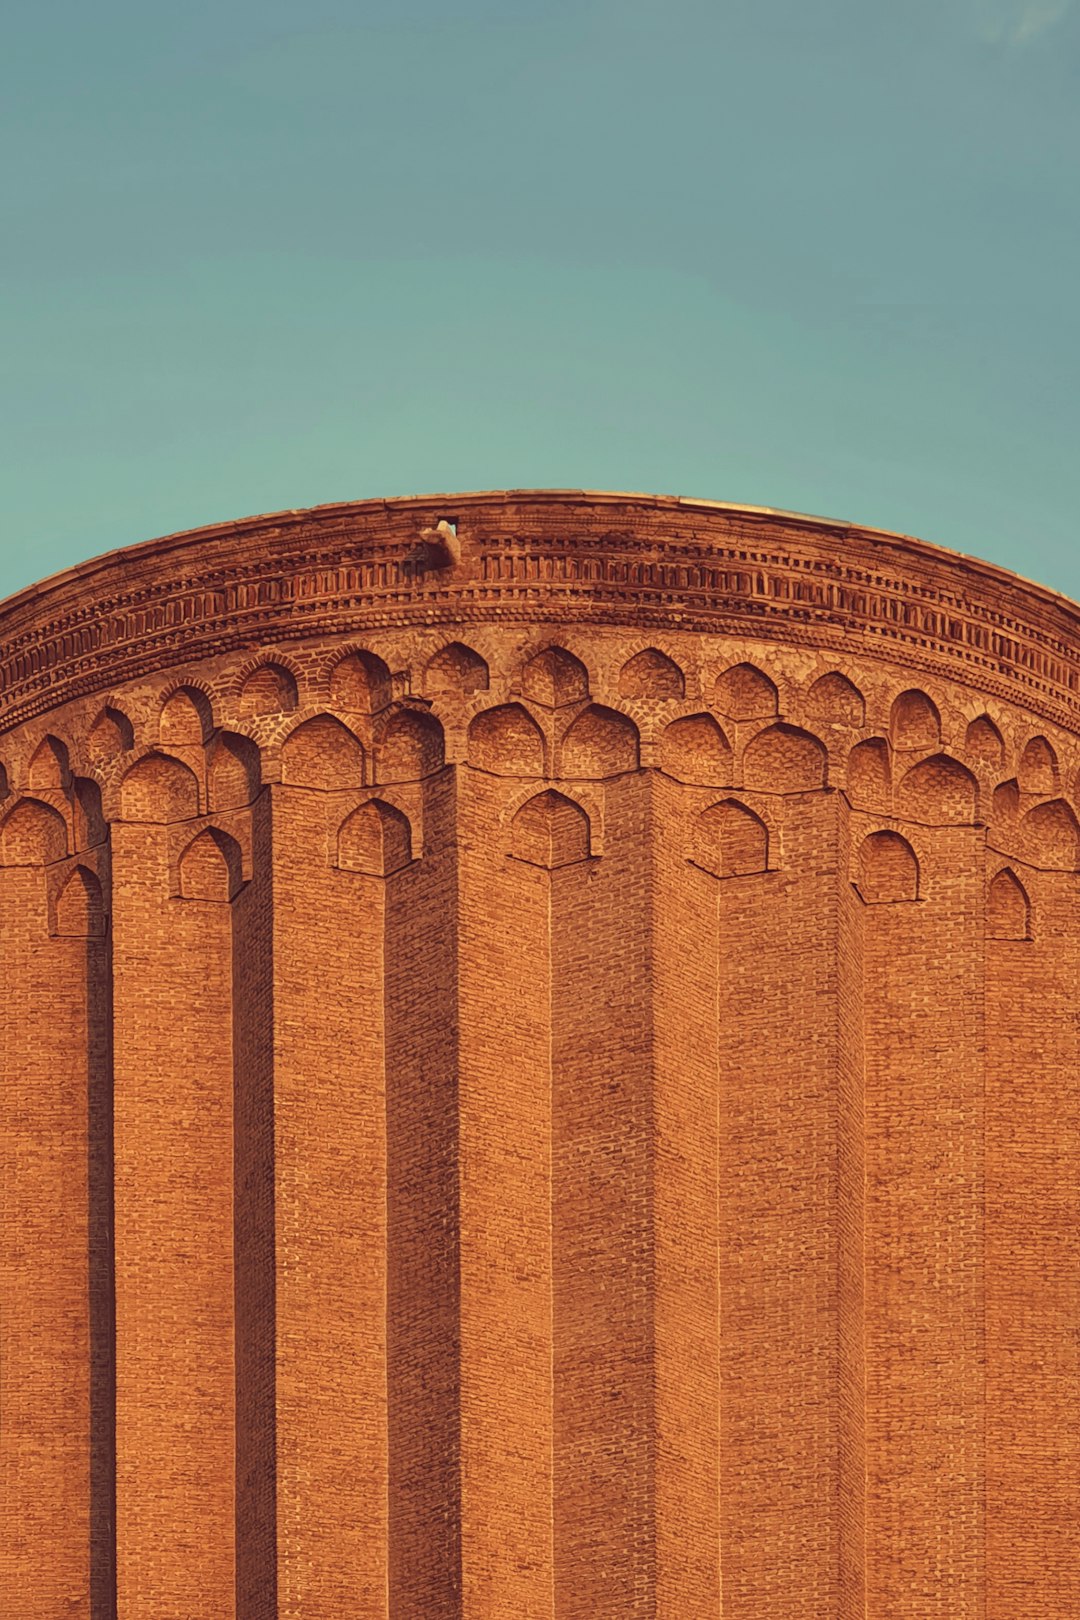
1 490 1078 1617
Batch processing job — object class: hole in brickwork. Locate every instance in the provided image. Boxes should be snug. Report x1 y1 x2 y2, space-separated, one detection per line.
695 798 768 877
338 799 413 876
713 662 777 721
743 723 826 793
806 671 865 728
521 646 589 708
0 798 68 865
27 735 71 791
988 868 1030 941
965 715 1005 768
179 827 244 902
377 709 445 783
280 716 364 790
1018 736 1058 796
1022 799 1080 868
425 641 489 696
857 830 919 903
238 663 298 717
209 732 262 809
87 706 134 763
329 650 393 715
618 648 685 700
659 714 732 784
510 790 591 868
846 738 891 810
890 689 940 751
55 865 105 937
159 687 213 746
560 705 640 779
0 760 8 799
895 754 977 824
120 753 200 823
468 704 545 776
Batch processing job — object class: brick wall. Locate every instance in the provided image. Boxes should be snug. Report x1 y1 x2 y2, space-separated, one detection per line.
2 495 1079 1617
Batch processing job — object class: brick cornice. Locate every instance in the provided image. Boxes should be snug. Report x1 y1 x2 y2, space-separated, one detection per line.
3 490 1079 733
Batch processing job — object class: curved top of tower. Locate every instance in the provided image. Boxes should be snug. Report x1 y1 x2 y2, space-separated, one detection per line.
2 489 1078 733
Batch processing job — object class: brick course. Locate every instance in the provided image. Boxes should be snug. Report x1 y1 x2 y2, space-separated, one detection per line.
1 491 1078 1616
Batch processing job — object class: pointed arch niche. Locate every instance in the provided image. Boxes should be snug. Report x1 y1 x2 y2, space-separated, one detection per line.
509 790 591 869
694 798 768 879
54 865 106 938
987 868 1030 942
856 830 919 904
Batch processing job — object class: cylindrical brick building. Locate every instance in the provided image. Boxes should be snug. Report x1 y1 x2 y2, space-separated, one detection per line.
1 490 1078 1618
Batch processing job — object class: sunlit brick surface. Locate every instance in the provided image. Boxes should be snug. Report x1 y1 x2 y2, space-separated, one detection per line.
1 491 1078 1617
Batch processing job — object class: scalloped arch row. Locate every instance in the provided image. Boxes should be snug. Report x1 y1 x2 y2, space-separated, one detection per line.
6 642 1080 876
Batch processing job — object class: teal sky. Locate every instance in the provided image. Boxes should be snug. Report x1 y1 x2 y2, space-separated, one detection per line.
3 0 1078 602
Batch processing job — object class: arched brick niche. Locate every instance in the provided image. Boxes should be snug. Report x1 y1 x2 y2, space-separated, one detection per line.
3 490 1079 1620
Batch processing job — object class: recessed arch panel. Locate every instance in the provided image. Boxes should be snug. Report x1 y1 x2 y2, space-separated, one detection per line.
618 648 685 700
1018 736 1058 796
695 798 768 877
890 690 940 752
330 651 393 715
965 715 1004 769
509 790 591 868
988 868 1030 941
659 714 732 784
280 716 365 791
521 647 589 709
238 663 298 717
0 798 68 865
993 779 1020 823
1022 799 1080 869
159 687 213 746
27 735 71 792
743 724 826 793
847 738 891 811
806 672 865 728
895 755 977 825
468 704 545 777
55 865 106 937
713 663 777 722
119 753 200 823
87 706 135 763
178 827 244 902
209 732 262 809
425 642 489 696
72 778 106 849
337 799 413 876
376 710 445 783
559 706 639 779
857 830 919 903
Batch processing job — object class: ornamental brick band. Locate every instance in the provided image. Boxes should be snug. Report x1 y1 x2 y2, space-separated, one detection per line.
4 490 1080 731
1 491 1077 1618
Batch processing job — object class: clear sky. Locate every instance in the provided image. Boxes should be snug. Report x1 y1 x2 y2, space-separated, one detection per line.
3 0 1078 602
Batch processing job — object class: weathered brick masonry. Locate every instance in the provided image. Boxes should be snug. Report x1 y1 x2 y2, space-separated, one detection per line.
1 489 1078 1616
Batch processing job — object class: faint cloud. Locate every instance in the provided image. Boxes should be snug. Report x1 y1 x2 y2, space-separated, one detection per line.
966 0 1073 44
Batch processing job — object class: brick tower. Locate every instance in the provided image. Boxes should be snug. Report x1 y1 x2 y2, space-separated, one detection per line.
1 491 1077 1617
